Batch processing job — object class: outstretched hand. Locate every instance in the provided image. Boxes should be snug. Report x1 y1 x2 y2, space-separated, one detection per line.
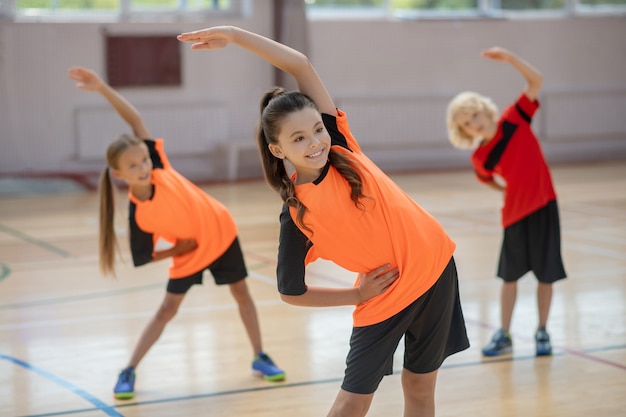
68 66 104 92
177 26 236 51
357 264 400 303
481 47 514 63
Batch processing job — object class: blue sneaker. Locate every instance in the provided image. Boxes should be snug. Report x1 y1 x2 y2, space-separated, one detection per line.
113 367 135 399
252 352 285 382
535 327 552 356
482 329 512 356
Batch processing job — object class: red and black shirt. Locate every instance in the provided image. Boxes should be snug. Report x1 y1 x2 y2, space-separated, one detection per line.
472 93 556 227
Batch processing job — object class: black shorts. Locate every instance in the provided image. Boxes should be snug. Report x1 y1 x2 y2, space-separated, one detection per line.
498 200 567 283
341 257 470 395
166 237 248 294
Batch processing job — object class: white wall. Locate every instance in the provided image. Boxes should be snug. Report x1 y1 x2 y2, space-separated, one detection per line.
1 5 625 182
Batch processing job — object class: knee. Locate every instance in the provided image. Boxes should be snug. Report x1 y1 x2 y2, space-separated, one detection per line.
229 280 251 301
328 390 373 417
402 370 437 402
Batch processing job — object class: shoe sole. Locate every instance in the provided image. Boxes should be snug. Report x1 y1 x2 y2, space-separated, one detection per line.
253 370 286 382
114 392 135 400
482 346 512 357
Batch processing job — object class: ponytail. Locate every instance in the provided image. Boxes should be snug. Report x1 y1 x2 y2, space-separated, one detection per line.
257 88 366 233
98 134 144 277
98 167 118 276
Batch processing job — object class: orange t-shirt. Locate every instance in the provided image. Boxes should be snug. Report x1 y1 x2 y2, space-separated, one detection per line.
277 111 456 327
128 139 238 278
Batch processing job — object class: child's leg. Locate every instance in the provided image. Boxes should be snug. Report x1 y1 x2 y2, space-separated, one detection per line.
228 279 262 355
229 279 285 381
401 369 438 417
537 282 553 329
127 291 186 368
327 389 375 417
500 281 518 331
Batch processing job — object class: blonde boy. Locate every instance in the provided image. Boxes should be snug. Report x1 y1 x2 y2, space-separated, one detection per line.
447 47 566 356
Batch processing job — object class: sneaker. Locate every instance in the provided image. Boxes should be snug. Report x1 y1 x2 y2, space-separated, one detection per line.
535 327 552 356
482 328 513 356
252 352 285 382
113 367 135 399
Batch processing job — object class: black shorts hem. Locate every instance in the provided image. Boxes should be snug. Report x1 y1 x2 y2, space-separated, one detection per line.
498 200 566 283
340 257 469 394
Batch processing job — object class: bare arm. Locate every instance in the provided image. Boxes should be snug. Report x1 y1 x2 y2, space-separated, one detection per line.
151 239 198 262
484 178 505 192
68 66 150 138
481 47 543 101
281 264 399 307
178 26 337 117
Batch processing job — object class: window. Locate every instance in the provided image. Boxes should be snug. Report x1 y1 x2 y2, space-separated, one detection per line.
106 35 181 87
8 0 237 20
4 0 625 21
305 0 626 15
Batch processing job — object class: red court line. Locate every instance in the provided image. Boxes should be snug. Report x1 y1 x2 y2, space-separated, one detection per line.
465 318 626 371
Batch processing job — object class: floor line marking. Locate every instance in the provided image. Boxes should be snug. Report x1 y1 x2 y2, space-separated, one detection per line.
17 344 626 417
465 318 626 371
0 223 71 257
0 353 123 417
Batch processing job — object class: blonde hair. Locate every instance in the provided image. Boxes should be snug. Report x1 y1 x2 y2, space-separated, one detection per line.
446 91 499 149
98 134 145 276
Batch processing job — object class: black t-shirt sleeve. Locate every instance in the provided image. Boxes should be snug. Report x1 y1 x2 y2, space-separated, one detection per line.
143 139 164 169
128 201 154 267
276 204 311 295
322 112 351 150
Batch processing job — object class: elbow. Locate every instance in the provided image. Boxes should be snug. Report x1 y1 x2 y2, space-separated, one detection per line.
288 53 315 76
531 72 544 90
280 293 296 304
280 293 304 306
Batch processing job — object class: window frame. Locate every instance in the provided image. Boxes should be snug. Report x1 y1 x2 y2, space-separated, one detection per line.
304 0 626 19
2 0 625 22
1 0 243 22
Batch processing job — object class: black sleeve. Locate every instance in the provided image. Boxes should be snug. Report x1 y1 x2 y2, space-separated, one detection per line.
321 112 351 151
276 204 311 295
484 121 518 171
128 202 154 267
143 139 164 169
515 102 533 124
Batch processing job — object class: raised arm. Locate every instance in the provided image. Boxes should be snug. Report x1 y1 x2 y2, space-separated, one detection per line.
68 66 150 138
177 26 337 116
481 47 543 102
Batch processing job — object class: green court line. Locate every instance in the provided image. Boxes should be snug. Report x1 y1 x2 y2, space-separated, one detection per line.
0 283 163 310
0 263 9 281
0 223 71 257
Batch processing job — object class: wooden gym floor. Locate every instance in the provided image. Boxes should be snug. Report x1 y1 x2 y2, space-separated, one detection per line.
1 160 625 416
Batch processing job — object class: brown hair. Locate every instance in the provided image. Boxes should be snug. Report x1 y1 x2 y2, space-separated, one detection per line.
256 87 365 233
98 134 145 276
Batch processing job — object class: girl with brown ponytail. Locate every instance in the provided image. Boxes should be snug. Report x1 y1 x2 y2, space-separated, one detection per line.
179 26 469 417
68 66 285 401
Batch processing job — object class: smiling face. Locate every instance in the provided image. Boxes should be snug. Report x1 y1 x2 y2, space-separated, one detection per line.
454 109 498 143
111 142 153 189
268 107 331 184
